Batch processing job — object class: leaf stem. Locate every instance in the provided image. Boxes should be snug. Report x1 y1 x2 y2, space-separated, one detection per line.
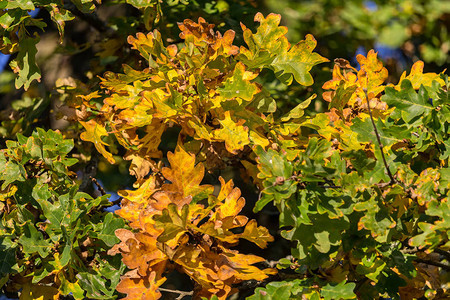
363 88 396 184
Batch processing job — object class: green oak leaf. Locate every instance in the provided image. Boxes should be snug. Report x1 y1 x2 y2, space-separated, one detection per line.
271 34 329 86
5 0 35 10
18 222 51 258
9 35 41 90
383 80 434 123
47 5 75 42
239 13 287 68
154 203 188 243
0 238 16 277
126 0 155 9
97 213 125 247
0 154 26 189
351 117 408 148
281 94 315 122
321 281 356 300
218 62 260 103
71 0 96 13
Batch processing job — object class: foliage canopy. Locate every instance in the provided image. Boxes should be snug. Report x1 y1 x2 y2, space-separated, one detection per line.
0 0 449 299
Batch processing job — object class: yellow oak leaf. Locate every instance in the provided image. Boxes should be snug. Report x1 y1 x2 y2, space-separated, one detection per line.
213 29 240 56
396 60 444 90
103 83 142 110
79 119 115 164
322 64 358 102
240 219 274 248
143 90 178 119
19 282 59 300
124 152 153 180
127 31 166 64
187 118 214 141
117 100 154 128
240 13 288 61
213 111 250 154
215 177 245 219
118 175 159 205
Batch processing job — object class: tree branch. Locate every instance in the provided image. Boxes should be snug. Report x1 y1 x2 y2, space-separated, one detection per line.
435 248 450 261
63 0 114 34
363 88 396 184
158 287 193 300
415 258 450 271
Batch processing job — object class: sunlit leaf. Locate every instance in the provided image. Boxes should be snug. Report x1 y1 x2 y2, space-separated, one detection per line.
271 34 329 85
80 119 115 164
9 35 41 90
213 111 250 154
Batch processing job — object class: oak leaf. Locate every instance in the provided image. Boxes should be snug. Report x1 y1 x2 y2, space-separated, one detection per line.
161 145 214 203
116 271 165 300
213 111 250 154
218 62 260 103
271 34 329 86
79 119 115 164
395 61 444 90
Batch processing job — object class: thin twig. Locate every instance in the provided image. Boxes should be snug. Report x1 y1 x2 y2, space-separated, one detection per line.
110 197 122 206
158 287 193 300
363 88 396 184
90 176 106 196
401 247 421 254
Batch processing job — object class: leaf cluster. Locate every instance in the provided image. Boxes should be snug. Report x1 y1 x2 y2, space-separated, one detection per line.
0 1 449 300
0 129 125 299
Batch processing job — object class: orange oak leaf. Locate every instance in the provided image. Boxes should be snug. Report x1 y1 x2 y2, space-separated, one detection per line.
161 145 214 203
322 50 388 122
356 49 388 95
116 271 165 300
112 141 275 299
